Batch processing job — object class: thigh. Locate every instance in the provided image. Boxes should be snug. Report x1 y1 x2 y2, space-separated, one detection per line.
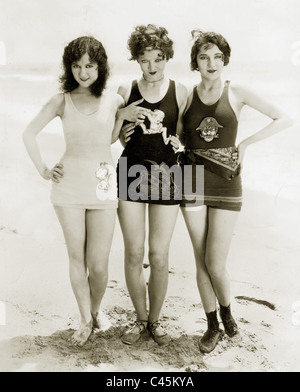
85 209 117 261
54 206 86 259
206 208 240 262
148 204 179 252
117 201 146 249
180 206 208 254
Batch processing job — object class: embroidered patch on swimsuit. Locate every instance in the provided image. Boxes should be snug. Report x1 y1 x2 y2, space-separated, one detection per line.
137 109 171 145
127 159 181 201
196 117 223 142
95 162 117 201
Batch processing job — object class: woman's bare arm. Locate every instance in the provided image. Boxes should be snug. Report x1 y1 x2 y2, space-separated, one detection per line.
23 93 65 180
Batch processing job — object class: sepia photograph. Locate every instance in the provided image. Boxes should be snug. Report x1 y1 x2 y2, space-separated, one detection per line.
0 0 299 374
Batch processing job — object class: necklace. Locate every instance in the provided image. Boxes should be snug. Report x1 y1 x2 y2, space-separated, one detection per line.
142 74 164 84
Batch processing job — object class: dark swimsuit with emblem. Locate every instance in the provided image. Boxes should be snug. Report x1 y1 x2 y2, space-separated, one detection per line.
181 80 243 211
117 80 181 205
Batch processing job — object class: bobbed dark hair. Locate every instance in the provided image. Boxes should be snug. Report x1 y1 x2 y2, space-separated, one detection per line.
59 36 109 97
127 24 174 61
190 30 231 71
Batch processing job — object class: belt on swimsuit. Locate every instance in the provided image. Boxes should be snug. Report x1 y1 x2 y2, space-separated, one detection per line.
178 147 241 181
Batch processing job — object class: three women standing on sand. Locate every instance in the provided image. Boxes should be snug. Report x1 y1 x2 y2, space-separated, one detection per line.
23 27 292 353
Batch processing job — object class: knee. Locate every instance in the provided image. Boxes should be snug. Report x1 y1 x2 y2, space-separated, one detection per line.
125 247 145 268
206 261 227 281
148 250 169 271
195 265 210 284
194 246 205 261
86 251 109 278
68 251 85 269
88 263 108 279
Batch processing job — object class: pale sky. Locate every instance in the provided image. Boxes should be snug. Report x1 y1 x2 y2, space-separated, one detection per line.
0 0 299 67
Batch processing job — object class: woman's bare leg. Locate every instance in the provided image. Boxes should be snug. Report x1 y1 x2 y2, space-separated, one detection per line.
148 204 179 324
181 206 239 311
85 208 116 329
118 201 148 321
54 206 92 347
205 207 240 308
181 206 217 312
182 206 240 352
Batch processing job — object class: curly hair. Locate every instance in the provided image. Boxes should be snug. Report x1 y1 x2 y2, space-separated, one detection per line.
190 30 231 71
127 24 174 61
59 36 109 97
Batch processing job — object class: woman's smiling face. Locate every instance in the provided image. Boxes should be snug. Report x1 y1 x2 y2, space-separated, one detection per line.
71 53 99 88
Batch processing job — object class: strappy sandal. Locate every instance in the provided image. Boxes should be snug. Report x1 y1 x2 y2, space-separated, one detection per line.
121 320 148 345
148 321 171 346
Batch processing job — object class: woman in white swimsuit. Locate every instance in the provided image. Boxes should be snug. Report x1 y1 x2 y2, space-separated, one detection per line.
23 36 127 347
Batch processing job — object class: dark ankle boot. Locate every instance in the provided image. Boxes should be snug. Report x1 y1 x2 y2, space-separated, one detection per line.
220 304 239 338
198 311 223 354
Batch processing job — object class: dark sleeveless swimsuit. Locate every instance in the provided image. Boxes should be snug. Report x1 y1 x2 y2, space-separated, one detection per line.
181 80 243 211
117 80 181 205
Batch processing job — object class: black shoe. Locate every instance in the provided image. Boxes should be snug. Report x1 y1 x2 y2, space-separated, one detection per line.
198 328 223 354
220 304 239 338
222 314 239 338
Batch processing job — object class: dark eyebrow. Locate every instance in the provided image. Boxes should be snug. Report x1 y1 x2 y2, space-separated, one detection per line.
199 52 223 56
71 61 95 66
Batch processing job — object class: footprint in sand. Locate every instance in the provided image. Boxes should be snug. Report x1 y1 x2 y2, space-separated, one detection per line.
107 280 118 288
143 263 175 274
0 226 18 234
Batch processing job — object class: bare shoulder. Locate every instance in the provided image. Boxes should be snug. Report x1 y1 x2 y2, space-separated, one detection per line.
44 93 65 116
48 92 65 105
228 80 292 122
175 81 188 107
229 81 256 103
182 85 195 113
115 92 125 108
105 90 125 109
117 81 132 103
175 81 188 95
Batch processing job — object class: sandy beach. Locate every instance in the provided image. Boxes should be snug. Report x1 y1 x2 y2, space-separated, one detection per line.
0 67 300 373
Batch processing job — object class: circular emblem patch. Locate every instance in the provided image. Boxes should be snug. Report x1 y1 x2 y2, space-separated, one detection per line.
196 117 223 142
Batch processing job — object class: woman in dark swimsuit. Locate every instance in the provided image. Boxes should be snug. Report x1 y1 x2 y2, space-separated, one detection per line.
179 30 292 354
116 24 187 346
